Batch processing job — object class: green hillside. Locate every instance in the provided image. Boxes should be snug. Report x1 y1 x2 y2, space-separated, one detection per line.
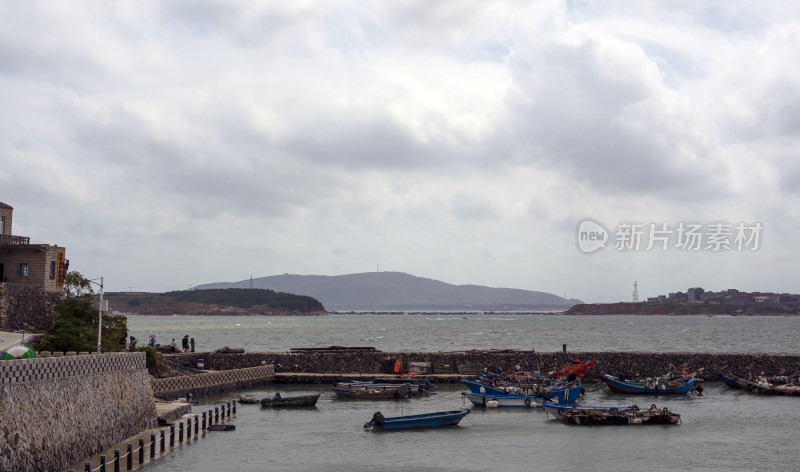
101 288 326 316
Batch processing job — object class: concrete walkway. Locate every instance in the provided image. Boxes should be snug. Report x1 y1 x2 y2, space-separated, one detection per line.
0 330 27 352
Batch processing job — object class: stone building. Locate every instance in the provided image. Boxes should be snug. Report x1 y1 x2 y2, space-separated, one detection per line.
0 202 67 330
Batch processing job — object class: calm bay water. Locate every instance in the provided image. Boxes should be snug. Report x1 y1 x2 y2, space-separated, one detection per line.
124 314 800 471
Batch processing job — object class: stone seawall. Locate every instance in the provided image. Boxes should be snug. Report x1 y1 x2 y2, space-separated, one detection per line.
152 365 274 400
0 352 157 472
166 351 800 380
0 284 61 331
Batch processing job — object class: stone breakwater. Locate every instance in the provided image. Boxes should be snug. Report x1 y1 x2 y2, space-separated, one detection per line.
152 365 274 400
166 351 800 380
0 352 157 472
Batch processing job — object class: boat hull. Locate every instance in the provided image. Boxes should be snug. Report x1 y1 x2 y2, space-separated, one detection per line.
545 404 680 425
366 410 470 431
461 380 582 402
261 394 320 407
602 375 695 394
332 384 411 399
464 392 541 408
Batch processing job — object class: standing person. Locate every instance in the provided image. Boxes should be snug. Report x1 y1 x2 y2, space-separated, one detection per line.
170 339 177 352
182 335 190 352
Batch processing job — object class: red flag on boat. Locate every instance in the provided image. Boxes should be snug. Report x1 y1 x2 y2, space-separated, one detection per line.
554 360 595 378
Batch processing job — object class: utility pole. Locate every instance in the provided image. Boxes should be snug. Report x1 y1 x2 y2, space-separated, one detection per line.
87 277 106 354
97 277 104 354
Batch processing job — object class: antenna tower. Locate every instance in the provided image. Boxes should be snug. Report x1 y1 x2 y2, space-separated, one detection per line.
250 275 253 289
632 281 639 303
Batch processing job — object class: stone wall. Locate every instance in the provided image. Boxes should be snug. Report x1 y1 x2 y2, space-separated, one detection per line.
0 284 62 331
166 351 800 380
0 352 157 472
152 364 274 400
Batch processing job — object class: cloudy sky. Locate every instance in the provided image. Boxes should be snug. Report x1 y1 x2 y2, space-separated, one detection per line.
3 1 799 303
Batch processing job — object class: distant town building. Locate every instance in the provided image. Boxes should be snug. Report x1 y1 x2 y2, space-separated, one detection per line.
0 202 67 330
646 285 797 313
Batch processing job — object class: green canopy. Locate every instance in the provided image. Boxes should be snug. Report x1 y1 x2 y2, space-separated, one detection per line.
1 345 36 360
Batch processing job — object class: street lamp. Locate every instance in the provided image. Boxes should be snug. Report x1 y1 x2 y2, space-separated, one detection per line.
87 277 106 354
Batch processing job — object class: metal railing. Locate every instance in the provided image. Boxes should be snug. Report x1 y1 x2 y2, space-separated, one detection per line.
0 234 30 245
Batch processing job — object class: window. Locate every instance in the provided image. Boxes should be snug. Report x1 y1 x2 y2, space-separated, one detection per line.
18 263 28 277
50 261 56 280
0 216 4 234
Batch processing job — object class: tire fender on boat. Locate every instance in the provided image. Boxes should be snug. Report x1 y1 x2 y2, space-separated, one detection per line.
524 398 531 406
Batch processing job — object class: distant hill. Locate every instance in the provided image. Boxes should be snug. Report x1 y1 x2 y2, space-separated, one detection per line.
103 289 326 316
192 272 582 311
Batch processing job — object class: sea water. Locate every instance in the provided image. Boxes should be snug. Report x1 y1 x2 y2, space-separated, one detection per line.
125 314 800 471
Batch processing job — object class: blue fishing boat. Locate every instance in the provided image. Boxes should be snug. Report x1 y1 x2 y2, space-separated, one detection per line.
719 373 754 390
601 374 696 395
364 409 470 430
460 380 582 402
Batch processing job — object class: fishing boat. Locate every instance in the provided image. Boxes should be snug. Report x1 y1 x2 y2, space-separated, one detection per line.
461 380 583 403
719 374 759 391
261 394 320 407
546 403 681 425
601 374 696 395
363 409 470 430
332 383 411 399
372 377 437 394
462 392 541 408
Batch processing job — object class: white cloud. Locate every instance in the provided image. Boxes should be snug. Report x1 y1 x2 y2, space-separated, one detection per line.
1 1 799 302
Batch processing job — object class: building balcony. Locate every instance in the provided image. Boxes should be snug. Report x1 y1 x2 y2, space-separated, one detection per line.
0 235 30 246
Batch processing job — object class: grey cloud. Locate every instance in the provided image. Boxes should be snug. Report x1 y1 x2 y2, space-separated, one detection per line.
504 36 732 199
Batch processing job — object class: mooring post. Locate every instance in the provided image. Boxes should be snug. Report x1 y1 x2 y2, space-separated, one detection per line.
160 430 165 453
150 434 155 459
215 406 219 423
220 404 225 420
563 344 567 352
85 463 91 472
114 449 120 472
190 337 195 352
194 415 199 435
179 422 184 443
126 443 133 470
100 454 106 472
202 411 207 430
233 400 237 415
138 438 144 464
170 424 175 447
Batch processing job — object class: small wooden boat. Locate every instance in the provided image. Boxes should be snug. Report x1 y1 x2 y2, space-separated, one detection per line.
332 383 411 399
601 374 696 395
545 404 681 425
757 384 800 396
364 409 469 430
261 394 320 407
463 392 540 408
238 396 261 404
372 377 437 394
